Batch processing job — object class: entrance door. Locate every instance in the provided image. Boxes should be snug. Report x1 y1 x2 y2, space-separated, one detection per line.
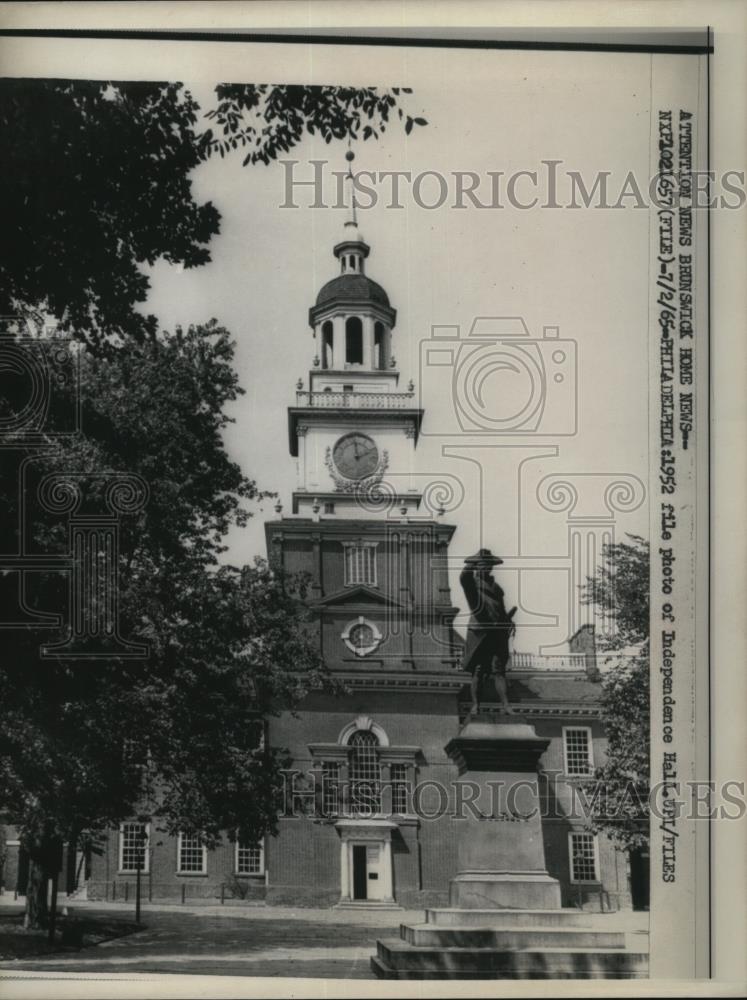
351 842 386 901
352 845 368 900
629 849 650 910
364 843 385 901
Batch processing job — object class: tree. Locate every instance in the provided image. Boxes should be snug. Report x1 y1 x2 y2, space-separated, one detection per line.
0 80 425 350
0 326 326 927
1 77 428 927
201 84 426 164
581 535 650 851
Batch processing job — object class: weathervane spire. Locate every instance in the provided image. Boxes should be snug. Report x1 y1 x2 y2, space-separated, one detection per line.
345 145 358 229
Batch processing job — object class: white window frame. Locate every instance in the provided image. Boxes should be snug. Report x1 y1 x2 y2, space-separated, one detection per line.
234 838 265 876
568 831 600 883
177 832 207 874
341 616 383 657
322 761 341 817
562 725 594 776
118 822 150 874
343 542 378 587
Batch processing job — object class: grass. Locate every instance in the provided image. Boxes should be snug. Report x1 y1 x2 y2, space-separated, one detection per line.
0 912 142 960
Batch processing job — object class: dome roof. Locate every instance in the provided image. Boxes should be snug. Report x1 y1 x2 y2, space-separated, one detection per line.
315 273 390 309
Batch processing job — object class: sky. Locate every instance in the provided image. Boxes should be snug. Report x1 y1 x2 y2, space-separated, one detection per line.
137 47 655 653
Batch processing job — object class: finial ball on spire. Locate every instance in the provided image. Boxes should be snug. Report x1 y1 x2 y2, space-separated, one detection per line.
345 149 355 162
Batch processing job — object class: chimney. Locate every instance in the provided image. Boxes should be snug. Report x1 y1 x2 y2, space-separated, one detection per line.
568 624 600 681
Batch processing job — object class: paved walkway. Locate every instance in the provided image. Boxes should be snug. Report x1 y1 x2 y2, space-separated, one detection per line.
0 901 649 980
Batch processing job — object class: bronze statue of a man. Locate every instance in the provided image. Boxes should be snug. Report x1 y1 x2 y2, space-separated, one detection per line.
460 549 517 715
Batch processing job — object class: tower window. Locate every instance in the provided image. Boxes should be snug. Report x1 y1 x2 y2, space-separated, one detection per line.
374 322 385 370
569 832 599 883
563 727 593 776
321 321 333 369
348 730 381 816
322 762 340 816
391 764 409 814
345 317 363 364
344 543 377 586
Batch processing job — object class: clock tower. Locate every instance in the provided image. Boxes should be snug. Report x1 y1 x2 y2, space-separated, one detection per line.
263 185 468 909
288 214 424 519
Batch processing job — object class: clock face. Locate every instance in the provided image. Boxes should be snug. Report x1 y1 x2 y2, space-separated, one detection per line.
333 433 380 480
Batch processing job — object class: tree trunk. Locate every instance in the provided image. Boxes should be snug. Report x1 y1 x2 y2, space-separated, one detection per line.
24 859 49 930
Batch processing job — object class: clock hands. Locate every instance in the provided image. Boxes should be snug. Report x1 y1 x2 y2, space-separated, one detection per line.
333 435 379 479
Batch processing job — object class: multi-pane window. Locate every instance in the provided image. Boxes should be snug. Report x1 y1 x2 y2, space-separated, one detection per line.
563 727 593 776
235 840 264 875
177 833 206 873
569 832 599 882
344 544 377 586
322 762 341 816
390 764 409 814
119 822 149 873
348 730 381 815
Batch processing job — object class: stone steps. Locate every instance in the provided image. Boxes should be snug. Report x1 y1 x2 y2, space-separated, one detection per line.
424 906 608 928
372 940 648 980
401 923 625 950
334 900 403 912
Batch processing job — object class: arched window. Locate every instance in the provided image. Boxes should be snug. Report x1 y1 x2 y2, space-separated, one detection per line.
345 317 363 365
374 322 385 370
321 321 333 369
348 730 381 815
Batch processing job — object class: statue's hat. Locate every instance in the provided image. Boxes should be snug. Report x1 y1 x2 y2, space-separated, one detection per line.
465 548 503 567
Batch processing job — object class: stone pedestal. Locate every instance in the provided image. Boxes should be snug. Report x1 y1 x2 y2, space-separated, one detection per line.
444 717 561 910
371 715 648 979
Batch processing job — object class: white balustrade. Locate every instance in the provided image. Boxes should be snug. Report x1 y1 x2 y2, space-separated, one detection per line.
296 391 416 410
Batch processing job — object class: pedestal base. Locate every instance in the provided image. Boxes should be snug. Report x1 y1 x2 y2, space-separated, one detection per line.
449 871 562 910
370 715 648 979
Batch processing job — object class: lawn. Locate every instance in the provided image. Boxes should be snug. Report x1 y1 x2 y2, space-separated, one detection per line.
0 905 401 978
0 912 141 960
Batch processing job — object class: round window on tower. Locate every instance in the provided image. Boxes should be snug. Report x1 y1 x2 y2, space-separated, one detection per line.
341 616 383 657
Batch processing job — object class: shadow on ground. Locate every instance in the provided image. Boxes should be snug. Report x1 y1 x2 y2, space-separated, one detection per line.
0 907 395 978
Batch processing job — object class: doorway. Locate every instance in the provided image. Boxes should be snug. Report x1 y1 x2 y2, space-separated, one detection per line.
629 848 650 910
352 845 367 900
351 842 385 901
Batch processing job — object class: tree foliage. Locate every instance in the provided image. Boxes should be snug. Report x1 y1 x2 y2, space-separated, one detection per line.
201 84 426 164
0 75 427 925
1 80 425 349
0 327 326 924
581 535 650 851
1 81 220 349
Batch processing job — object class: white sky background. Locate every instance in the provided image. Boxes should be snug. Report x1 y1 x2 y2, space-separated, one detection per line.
139 46 652 651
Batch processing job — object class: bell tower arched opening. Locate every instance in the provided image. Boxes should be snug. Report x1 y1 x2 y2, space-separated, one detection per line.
321 321 334 369
345 317 363 365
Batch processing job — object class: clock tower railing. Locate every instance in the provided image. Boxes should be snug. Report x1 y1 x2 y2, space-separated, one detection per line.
296 390 415 410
